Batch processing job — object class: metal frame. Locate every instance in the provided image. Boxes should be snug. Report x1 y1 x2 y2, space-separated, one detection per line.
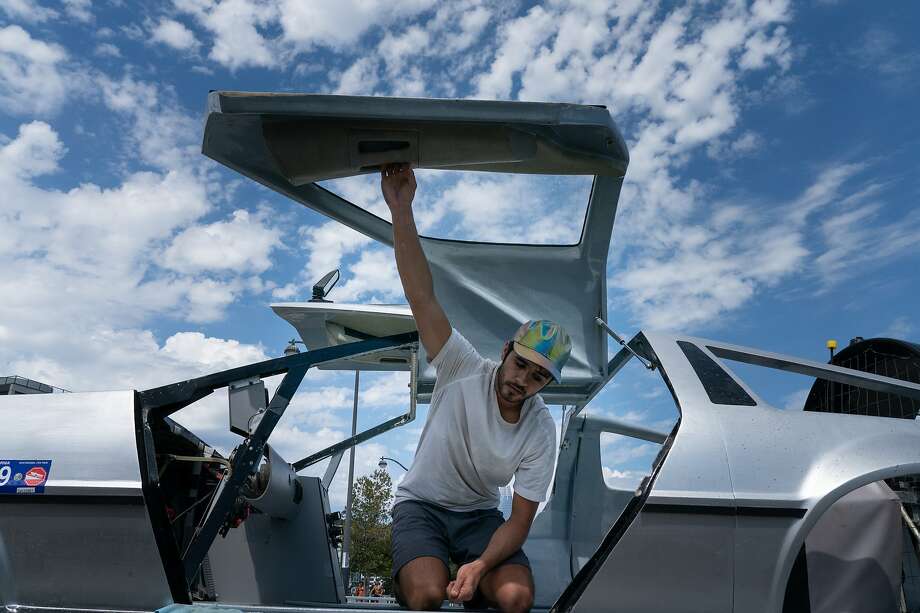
293 350 418 471
136 332 418 590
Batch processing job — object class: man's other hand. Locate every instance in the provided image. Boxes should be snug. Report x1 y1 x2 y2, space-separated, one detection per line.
381 163 417 214
447 559 486 603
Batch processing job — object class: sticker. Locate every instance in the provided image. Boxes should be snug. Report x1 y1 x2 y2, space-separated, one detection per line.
0 460 52 494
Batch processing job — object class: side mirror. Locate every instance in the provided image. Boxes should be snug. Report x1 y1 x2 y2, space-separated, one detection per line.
229 378 268 437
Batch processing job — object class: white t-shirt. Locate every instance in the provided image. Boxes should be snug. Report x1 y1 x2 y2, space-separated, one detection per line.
394 328 557 512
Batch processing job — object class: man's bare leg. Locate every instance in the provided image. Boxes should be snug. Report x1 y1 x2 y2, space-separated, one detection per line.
477 564 534 613
395 556 450 611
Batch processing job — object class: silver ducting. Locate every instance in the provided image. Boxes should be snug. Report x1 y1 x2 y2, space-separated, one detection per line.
244 444 301 519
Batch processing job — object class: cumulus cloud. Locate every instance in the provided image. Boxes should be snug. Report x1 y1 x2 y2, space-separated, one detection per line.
0 25 72 115
94 42 121 58
176 0 278 70
161 209 282 274
1 0 57 23
611 160 920 330
0 94 285 394
0 120 64 178
602 466 648 490
333 248 404 303
151 18 200 51
63 0 93 23
277 0 434 52
97 73 200 171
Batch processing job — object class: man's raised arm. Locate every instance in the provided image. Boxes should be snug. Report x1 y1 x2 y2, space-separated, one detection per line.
381 164 451 360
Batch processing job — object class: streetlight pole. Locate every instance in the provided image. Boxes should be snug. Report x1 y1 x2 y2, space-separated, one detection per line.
378 456 409 472
341 370 359 591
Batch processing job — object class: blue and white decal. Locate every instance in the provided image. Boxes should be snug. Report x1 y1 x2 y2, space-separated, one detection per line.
0 459 52 494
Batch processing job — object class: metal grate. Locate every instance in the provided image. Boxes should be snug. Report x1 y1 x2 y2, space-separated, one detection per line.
804 342 920 419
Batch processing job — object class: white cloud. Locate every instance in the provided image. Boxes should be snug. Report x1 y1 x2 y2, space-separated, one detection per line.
602 466 647 490
6 327 267 394
272 219 373 300
97 73 200 171
277 0 433 51
176 0 278 70
334 248 404 303
878 317 915 341
0 120 64 178
361 372 411 408
434 173 587 244
1 0 57 23
161 209 282 274
151 18 200 51
814 202 920 288
333 56 380 95
378 26 430 76
63 0 92 22
610 159 920 330
0 111 282 378
94 42 122 58
740 26 791 70
475 5 556 100
438 3 491 53
0 25 71 115
163 331 268 368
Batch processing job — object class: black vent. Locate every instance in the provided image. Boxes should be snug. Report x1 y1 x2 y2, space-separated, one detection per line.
677 341 756 406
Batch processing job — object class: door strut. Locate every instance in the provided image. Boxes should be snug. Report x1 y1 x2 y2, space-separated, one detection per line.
595 317 656 370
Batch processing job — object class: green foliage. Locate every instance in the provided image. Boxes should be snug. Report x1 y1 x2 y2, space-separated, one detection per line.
349 468 394 590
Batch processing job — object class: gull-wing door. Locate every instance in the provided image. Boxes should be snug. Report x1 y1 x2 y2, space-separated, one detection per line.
272 302 417 371
203 92 629 404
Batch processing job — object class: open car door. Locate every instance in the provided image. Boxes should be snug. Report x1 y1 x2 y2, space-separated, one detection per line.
202 92 629 404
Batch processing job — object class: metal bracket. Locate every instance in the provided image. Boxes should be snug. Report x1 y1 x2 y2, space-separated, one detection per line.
595 317 656 370
322 450 346 490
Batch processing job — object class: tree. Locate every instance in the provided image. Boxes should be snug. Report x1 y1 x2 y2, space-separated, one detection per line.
349 469 394 591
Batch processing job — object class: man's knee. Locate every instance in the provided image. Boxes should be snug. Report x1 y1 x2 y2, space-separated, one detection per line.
495 582 534 613
399 583 444 610
396 557 448 610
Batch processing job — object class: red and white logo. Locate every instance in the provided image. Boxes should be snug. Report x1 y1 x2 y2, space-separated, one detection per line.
24 466 47 487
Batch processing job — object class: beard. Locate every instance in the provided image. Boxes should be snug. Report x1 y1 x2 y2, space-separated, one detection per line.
496 361 529 404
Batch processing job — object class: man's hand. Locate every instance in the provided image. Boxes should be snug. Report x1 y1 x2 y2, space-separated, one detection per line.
447 559 486 603
381 163 417 214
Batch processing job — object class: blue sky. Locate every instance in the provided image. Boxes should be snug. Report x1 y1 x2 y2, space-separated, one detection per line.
1 0 918 509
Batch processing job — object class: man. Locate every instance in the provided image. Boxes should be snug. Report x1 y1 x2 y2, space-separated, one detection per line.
381 164 571 612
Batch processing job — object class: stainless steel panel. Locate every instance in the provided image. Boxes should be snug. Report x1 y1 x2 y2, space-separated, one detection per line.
0 501 172 610
209 477 343 606
0 391 142 495
572 510 733 613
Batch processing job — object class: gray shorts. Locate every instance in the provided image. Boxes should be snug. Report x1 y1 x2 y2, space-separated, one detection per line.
390 499 530 582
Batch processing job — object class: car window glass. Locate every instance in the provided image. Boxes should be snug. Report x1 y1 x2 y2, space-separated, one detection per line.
321 170 593 245
588 357 679 491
